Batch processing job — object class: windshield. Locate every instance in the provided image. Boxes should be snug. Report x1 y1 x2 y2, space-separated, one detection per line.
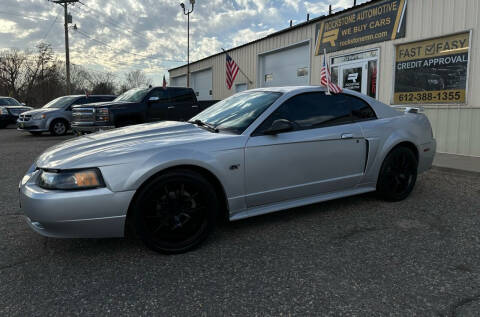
0 97 20 106
114 88 149 103
43 96 77 109
191 91 282 134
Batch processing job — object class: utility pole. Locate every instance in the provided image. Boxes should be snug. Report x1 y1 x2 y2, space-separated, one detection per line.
180 0 195 88
50 0 78 94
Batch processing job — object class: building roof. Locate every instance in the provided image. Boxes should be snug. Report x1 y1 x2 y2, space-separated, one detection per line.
168 0 378 72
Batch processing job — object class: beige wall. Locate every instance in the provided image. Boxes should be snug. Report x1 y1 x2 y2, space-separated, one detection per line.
169 0 480 156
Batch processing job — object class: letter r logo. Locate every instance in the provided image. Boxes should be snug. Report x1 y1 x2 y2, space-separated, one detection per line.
322 29 339 47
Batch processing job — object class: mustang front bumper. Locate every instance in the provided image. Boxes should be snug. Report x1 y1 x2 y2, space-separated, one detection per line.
19 171 135 238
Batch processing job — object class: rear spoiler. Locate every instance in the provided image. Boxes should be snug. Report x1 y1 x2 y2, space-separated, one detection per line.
393 106 425 114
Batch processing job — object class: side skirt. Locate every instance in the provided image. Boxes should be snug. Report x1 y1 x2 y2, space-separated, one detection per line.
229 186 376 221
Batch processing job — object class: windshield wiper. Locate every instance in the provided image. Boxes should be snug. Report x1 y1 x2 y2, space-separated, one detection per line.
188 119 219 133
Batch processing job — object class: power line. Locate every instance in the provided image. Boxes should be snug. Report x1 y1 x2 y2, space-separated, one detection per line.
73 28 186 62
77 1 153 42
69 5 151 48
0 10 51 21
41 11 62 41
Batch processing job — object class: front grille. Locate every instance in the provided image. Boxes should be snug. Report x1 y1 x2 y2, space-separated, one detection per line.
18 114 31 122
9 108 29 116
72 107 95 123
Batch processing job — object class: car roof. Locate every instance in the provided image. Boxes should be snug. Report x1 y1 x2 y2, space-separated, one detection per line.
247 86 401 119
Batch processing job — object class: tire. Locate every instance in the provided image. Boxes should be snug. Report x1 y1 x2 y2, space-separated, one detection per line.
29 131 42 136
376 146 418 201
132 169 218 254
49 119 68 136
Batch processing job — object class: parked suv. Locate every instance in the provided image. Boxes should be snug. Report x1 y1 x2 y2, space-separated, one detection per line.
0 97 32 128
17 95 116 136
71 87 216 134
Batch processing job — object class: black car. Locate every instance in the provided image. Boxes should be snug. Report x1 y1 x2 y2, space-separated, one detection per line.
71 86 217 133
0 97 32 128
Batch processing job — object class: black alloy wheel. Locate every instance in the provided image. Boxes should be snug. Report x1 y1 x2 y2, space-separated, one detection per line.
377 146 418 201
133 169 218 254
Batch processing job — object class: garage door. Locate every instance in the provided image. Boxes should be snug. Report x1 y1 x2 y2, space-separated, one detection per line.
259 43 310 87
170 75 186 87
191 68 212 101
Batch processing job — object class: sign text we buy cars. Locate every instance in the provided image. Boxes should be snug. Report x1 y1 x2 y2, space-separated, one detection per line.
315 0 407 54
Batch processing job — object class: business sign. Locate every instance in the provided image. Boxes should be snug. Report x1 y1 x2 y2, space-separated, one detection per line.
315 0 407 55
394 32 470 104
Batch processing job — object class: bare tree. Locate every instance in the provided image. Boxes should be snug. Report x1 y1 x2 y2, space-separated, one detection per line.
0 44 123 105
121 70 152 91
0 49 28 99
87 71 117 95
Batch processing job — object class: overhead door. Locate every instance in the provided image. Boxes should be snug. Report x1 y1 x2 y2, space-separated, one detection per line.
171 75 186 87
191 68 213 101
259 42 310 87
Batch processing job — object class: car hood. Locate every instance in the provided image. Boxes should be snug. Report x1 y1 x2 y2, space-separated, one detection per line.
1 105 30 109
72 101 134 109
36 121 240 169
22 108 58 116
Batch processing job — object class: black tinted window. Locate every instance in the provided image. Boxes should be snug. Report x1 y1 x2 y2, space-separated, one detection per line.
259 92 351 132
347 95 377 121
149 89 169 102
170 89 195 103
75 97 88 104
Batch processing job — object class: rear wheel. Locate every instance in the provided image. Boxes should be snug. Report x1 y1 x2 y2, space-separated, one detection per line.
376 146 418 201
50 119 68 136
132 169 218 254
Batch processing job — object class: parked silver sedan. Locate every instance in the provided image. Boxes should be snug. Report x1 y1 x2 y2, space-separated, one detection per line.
19 86 436 253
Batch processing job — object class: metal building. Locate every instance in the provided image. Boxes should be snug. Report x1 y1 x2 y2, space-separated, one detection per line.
169 0 480 157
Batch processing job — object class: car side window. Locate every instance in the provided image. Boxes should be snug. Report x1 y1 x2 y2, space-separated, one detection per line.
170 89 195 103
257 92 352 134
148 89 170 103
75 97 88 104
345 95 377 121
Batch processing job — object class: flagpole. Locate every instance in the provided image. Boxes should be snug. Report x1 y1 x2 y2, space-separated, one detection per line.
323 48 330 95
222 48 253 85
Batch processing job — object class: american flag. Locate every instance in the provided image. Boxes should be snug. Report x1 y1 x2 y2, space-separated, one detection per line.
320 53 342 94
226 53 239 90
162 75 167 89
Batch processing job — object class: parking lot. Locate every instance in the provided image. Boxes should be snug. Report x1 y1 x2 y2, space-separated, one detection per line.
0 126 479 316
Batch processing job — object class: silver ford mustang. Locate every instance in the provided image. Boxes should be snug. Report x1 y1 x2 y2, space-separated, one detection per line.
19 86 436 253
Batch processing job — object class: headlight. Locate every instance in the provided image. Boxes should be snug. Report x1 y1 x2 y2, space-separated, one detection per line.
0 107 8 115
95 108 110 122
32 113 46 120
36 168 105 190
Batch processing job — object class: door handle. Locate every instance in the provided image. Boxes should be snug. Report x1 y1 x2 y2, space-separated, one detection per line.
192 105 198 108
168 106 175 109
341 133 353 139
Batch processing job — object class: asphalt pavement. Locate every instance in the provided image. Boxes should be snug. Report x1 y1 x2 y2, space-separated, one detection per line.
1 126 479 316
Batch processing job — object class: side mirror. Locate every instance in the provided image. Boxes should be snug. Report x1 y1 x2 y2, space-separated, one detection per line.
263 119 293 135
21 102 26 106
148 96 160 102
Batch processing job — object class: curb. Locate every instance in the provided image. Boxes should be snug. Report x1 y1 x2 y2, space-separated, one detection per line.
432 166 480 177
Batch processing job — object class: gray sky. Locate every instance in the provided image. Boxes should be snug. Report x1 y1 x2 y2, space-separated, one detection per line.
0 0 369 84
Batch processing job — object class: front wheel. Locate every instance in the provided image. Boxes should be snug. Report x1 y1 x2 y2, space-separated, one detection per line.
132 169 218 254
50 119 68 136
376 146 418 201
